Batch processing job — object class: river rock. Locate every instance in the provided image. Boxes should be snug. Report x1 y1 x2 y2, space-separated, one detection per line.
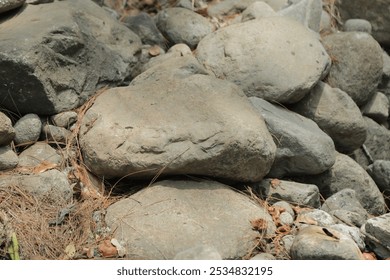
277 0 322 32
290 225 364 260
51 111 78 129
322 32 383 106
14 114 41 145
367 160 390 198
250 97 336 177
0 0 24 14
41 124 71 144
329 224 365 251
0 112 15 146
292 81 366 153
156 8 213 49
18 142 62 167
241 2 276 22
0 145 18 171
321 188 368 227
0 169 72 202
174 245 222 260
302 152 386 215
379 50 390 95
361 92 389 124
337 0 390 47
361 117 390 161
344 19 372 34
196 16 330 103
0 0 141 115
122 12 167 49
105 179 276 260
296 209 335 227
362 213 390 259
254 179 321 208
80 62 276 182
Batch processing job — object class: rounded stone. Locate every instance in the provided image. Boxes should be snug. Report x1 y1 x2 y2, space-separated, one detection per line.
14 114 42 145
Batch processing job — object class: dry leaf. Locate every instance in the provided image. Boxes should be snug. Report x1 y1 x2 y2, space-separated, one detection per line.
83 247 95 259
363 252 377 260
250 218 268 232
148 45 161 57
32 161 58 174
270 179 281 188
98 239 117 258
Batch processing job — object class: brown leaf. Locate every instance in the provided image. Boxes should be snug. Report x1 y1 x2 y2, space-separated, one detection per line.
98 239 117 258
270 179 281 188
148 45 161 57
250 218 268 232
363 252 377 260
295 214 318 225
32 161 58 174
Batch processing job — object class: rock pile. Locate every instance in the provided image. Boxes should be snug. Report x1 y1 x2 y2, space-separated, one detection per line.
1 0 390 260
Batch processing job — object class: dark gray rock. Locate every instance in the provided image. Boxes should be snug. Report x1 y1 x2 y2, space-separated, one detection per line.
14 113 41 145
367 160 390 199
80 59 276 182
322 32 383 106
302 152 386 215
0 0 25 14
321 188 368 227
122 12 167 49
196 16 330 103
379 50 390 96
361 92 389 124
361 116 390 161
292 81 366 153
250 97 336 177
0 145 18 170
362 213 390 259
0 169 72 202
18 142 62 167
105 179 276 260
254 179 321 208
0 0 141 115
290 225 364 260
344 19 372 34
156 8 213 49
0 112 15 146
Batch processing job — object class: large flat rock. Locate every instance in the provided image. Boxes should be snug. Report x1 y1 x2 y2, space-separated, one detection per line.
105 180 276 260
79 61 276 182
0 0 141 115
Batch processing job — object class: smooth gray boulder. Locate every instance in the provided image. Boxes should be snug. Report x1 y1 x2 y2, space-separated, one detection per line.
290 225 364 260
321 189 368 227
0 0 141 115
361 92 389 124
105 180 276 260
174 245 222 260
344 19 372 34
302 152 386 216
292 81 366 153
0 112 15 146
0 0 24 14
277 0 322 32
0 169 72 202
0 145 18 171
41 124 71 144
329 224 365 251
254 179 320 208
156 8 213 49
362 213 390 259
361 117 390 161
367 160 390 198
250 97 336 177
337 0 390 47
322 32 383 106
196 16 330 104
241 2 276 22
80 64 276 182
14 113 41 145
18 142 62 167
